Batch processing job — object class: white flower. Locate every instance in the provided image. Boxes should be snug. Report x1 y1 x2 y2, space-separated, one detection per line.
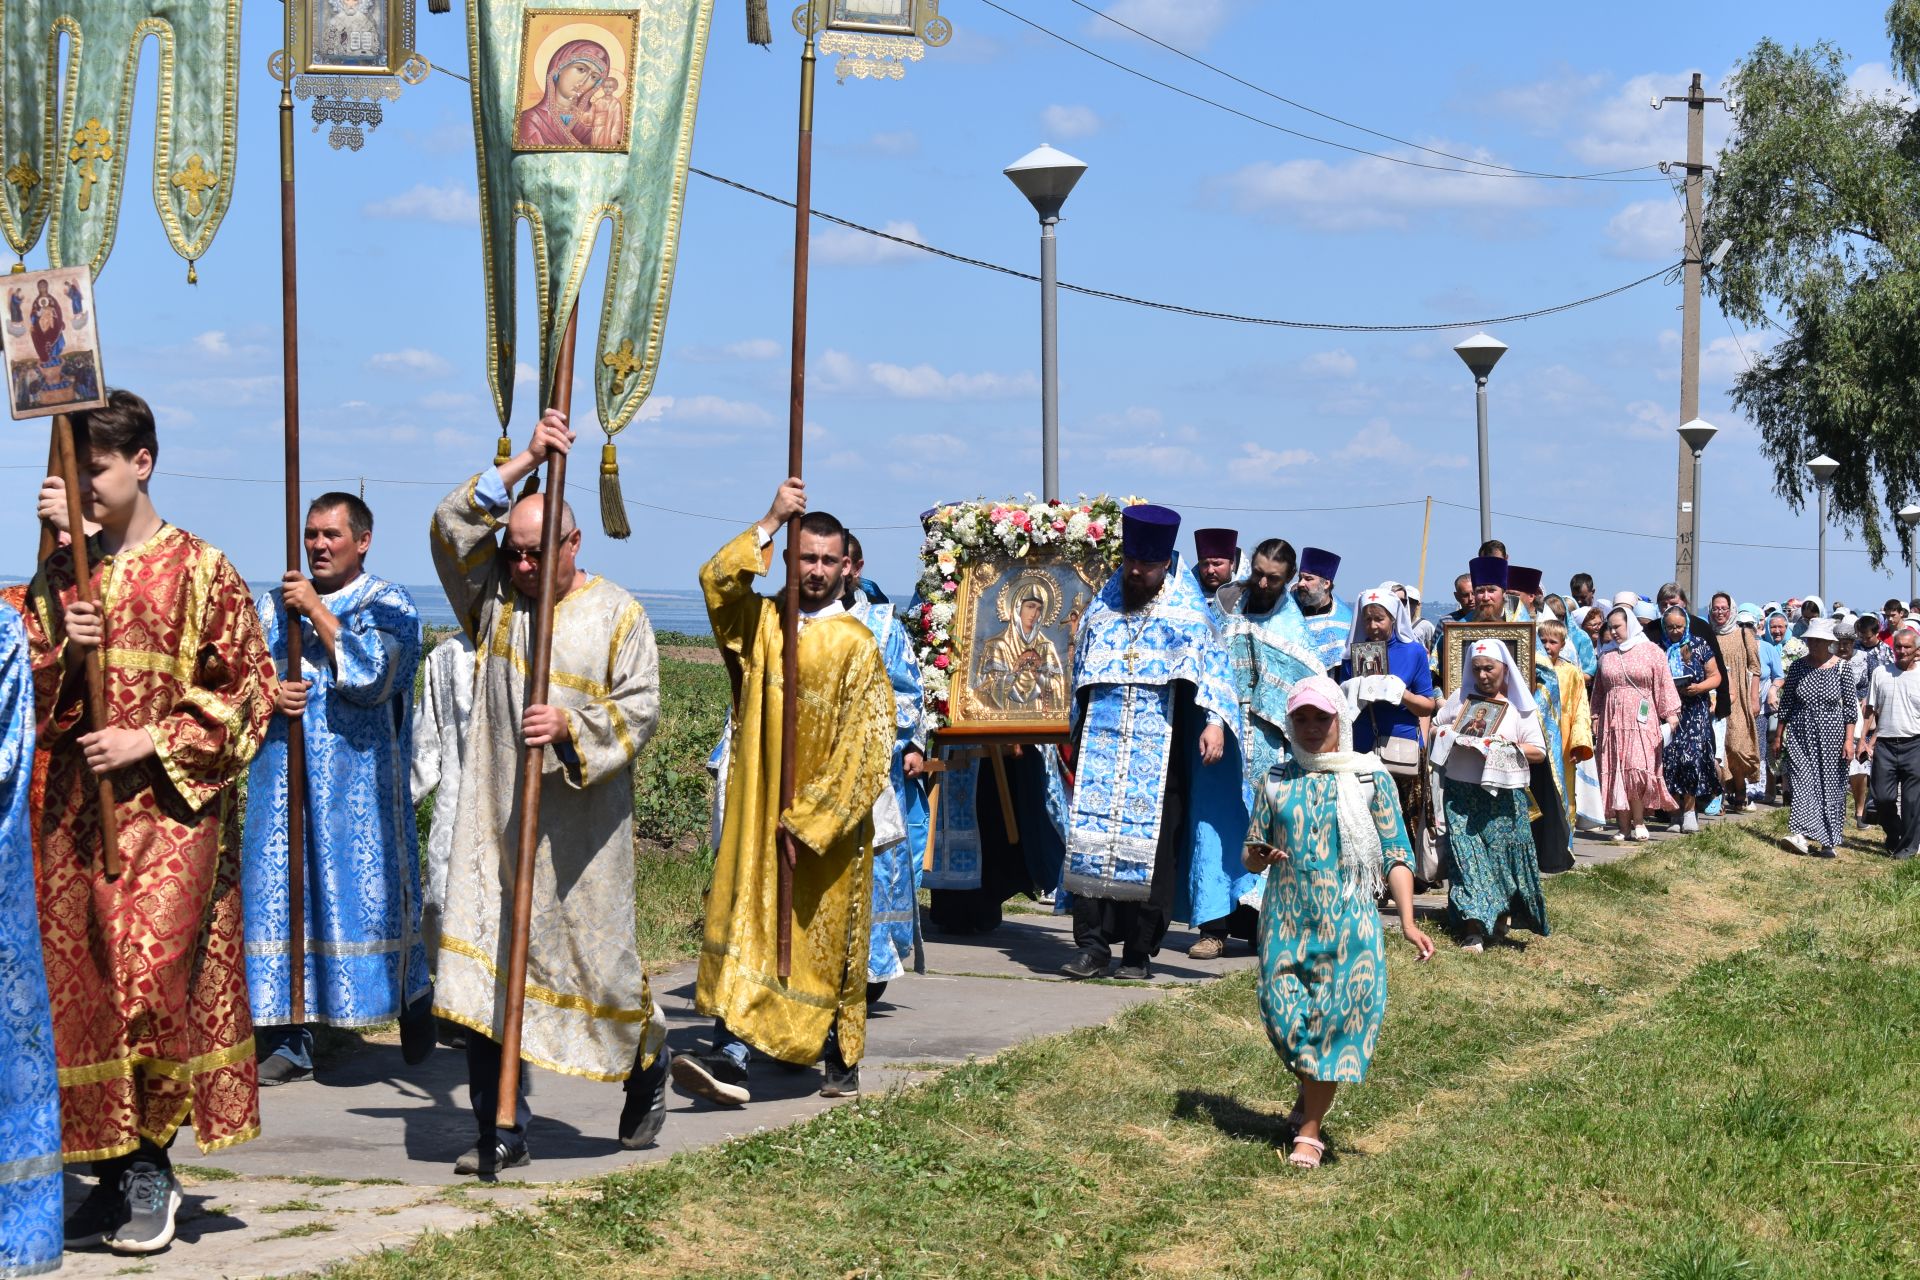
1067 511 1091 538
931 603 956 626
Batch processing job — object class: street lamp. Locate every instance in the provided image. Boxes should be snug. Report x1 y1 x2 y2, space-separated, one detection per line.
1004 144 1087 502
1809 454 1840 601
1452 333 1508 545
1901 504 1920 604
1677 418 1717 605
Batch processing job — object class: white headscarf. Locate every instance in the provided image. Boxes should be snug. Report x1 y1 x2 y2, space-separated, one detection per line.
1284 674 1389 903
1342 584 1415 660
1600 603 1648 654
1439 637 1539 722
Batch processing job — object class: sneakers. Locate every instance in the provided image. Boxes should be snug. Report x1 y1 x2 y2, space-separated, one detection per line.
1681 811 1699 833
453 1139 530 1176
1112 959 1150 981
257 1053 312 1087
1186 935 1227 960
63 1177 123 1249
1786 832 1810 856
107 1163 182 1254
818 1049 860 1099
619 1046 671 1150
670 1050 750 1107
1059 949 1107 980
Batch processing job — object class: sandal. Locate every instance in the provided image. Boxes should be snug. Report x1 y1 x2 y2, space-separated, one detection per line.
1286 1135 1326 1169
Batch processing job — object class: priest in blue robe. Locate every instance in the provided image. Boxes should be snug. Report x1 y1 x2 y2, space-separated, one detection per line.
1293 546 1353 670
243 492 431 1083
1192 526 1239 622
1060 504 1252 981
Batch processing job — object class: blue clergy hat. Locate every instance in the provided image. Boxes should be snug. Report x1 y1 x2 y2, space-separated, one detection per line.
1469 556 1508 589
1299 546 1340 581
1121 504 1181 562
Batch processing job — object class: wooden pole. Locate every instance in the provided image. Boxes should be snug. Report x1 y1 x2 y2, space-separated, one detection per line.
51 414 120 879
987 745 1019 845
496 303 581 1131
776 8 819 980
278 9 308 1025
1416 495 1433 603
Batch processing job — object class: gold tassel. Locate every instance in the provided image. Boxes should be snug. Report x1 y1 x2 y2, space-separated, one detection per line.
747 0 771 45
495 432 512 465
186 258 198 285
600 442 631 539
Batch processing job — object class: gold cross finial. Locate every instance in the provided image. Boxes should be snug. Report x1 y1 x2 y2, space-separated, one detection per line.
68 119 113 212
602 338 643 396
172 154 218 218
4 158 39 197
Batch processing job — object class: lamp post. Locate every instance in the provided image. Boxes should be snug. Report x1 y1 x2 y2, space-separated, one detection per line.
1901 504 1920 604
1809 454 1840 601
1005 144 1086 501
1677 418 1717 606
1452 333 1508 545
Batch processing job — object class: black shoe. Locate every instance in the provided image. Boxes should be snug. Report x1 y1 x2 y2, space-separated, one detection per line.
257 1053 312 1086
399 994 436 1066
1059 949 1107 980
670 1050 750 1107
105 1163 181 1255
454 1139 530 1176
619 1047 671 1150
64 1177 124 1248
865 980 889 1008
436 1017 468 1050
819 1057 860 1098
1893 844 1918 862
1113 959 1150 981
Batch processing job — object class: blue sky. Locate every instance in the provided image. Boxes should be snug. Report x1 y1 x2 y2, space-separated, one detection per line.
3 0 1912 614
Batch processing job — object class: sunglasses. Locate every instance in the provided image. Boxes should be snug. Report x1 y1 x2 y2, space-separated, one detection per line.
499 533 574 566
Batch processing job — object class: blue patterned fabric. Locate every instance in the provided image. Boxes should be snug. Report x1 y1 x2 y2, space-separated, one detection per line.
0 608 60 1277
1252 762 1413 1082
1294 595 1356 671
1220 592 1324 779
1568 624 1596 676
1442 780 1548 936
242 574 429 1027
923 749 1069 893
1663 637 1722 802
849 590 929 983
1065 556 1252 922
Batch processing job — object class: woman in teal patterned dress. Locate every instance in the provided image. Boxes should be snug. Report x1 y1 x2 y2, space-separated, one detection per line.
1244 675 1435 1170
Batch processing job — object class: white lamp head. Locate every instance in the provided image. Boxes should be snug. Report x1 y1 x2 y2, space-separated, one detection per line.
1677 418 1718 454
1452 332 1508 380
1004 144 1087 222
1808 454 1841 485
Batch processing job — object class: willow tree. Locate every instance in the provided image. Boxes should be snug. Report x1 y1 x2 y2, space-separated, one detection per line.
1705 2 1920 566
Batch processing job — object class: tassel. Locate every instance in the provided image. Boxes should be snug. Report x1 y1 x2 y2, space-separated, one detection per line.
186 258 198 285
747 0 771 45
518 472 540 500
495 432 512 465
428 0 450 11
600 442 631 539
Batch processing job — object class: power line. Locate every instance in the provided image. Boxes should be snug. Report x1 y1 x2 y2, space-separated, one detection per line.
690 167 1679 331
1061 0 1662 182
978 0 1667 184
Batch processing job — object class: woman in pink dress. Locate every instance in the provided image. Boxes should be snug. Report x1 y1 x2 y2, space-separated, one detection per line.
1592 598 1680 841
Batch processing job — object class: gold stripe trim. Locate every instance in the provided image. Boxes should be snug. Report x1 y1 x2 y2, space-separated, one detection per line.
57 1036 255 1088
439 933 652 1023
429 1006 633 1083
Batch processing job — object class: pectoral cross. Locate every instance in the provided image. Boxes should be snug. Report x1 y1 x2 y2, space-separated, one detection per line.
602 338 643 396
68 119 113 212
1124 649 1137 674
172 154 218 218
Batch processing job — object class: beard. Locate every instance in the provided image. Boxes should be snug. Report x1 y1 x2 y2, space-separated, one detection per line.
1122 581 1155 612
1246 585 1283 614
1293 583 1330 613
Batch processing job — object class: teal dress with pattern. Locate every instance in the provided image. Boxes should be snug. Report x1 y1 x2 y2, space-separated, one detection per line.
1250 763 1413 1083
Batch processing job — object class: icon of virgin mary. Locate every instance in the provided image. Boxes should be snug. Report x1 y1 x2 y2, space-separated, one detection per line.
515 37 628 150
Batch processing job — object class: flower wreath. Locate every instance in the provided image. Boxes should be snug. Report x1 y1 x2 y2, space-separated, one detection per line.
902 494 1135 729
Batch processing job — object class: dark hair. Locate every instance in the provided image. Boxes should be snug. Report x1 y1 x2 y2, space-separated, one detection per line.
1250 537 1295 573
846 533 864 563
1712 591 1733 609
1885 598 1906 614
1478 539 1507 558
1658 581 1686 605
71 389 158 463
309 491 373 539
1570 572 1594 592
797 510 849 555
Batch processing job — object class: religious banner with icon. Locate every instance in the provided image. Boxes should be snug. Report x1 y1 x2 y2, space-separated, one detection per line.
469 0 712 536
798 0 949 81
1439 620 1536 696
289 0 433 151
4 265 106 419
0 0 242 281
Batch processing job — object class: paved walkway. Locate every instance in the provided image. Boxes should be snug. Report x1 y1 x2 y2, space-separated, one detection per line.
55 812 1734 1278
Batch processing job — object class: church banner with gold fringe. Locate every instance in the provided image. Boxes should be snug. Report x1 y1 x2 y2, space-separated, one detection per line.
468 0 712 535
0 0 242 280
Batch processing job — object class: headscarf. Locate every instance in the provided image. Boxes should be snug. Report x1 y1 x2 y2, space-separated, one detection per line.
1439 637 1539 723
1737 602 1761 627
1662 605 1697 680
1285 674 1387 903
1342 584 1414 662
1601 603 1648 654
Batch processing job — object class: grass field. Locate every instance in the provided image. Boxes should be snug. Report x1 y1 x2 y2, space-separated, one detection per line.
327 809 1920 1279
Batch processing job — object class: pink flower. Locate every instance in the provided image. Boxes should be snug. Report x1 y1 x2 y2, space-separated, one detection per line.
933 654 951 669
1011 510 1032 530
1087 521 1105 541
943 580 958 593
1053 519 1067 533
989 505 1007 523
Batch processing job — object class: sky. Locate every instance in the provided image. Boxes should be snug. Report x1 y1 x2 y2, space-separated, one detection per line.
2 0 1913 616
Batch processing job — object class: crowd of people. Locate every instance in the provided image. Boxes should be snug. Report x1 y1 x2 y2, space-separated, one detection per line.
5 391 1919 1269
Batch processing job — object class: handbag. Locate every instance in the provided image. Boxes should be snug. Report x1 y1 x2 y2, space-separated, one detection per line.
1368 704 1422 774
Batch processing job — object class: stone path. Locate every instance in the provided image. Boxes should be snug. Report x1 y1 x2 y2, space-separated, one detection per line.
55 810 1737 1278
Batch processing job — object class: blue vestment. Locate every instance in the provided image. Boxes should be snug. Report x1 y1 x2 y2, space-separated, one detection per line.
242 573 429 1027
848 587 930 983
1293 594 1355 671
1219 591 1324 780
922 748 1069 893
1065 556 1253 924
0 608 60 1276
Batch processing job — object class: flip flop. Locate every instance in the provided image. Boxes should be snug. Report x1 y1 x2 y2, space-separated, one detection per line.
1286 1135 1326 1169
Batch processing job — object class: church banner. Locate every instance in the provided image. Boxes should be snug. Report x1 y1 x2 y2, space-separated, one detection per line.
0 0 243 280
468 0 712 531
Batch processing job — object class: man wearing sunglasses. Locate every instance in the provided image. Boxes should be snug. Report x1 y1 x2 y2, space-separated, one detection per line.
428 409 670 1176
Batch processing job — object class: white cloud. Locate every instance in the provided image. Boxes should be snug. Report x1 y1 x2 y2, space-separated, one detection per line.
636 393 773 427
1335 418 1469 470
1564 71 1732 170
1847 62 1908 106
194 330 231 357
813 349 1037 401
1301 349 1357 377
1604 198 1682 261
1214 152 1554 232
362 182 480 225
1041 104 1102 140
1094 405 1164 430
1623 399 1668 440
369 348 452 377
1088 0 1237 48
1104 441 1209 476
682 337 781 363
866 129 919 155
1232 442 1316 482
814 220 926 266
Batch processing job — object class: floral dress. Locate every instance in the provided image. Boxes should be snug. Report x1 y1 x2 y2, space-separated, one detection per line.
1250 763 1413 1083
1662 637 1722 801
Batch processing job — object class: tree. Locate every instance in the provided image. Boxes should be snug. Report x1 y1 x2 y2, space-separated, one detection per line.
1704 2 1920 567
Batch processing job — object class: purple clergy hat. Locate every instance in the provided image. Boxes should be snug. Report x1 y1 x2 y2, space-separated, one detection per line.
1193 527 1239 561
1121 504 1181 562
1298 546 1340 581
1507 565 1542 596
1469 556 1509 589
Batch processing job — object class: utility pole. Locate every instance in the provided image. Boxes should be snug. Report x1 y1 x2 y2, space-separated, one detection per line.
1658 73 1723 603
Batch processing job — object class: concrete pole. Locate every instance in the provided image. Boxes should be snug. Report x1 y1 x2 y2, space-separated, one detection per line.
1475 375 1492 545
1040 216 1060 501
1674 73 1706 595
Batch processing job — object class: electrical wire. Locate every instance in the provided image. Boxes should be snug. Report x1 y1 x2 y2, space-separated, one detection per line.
978 0 1667 183
1060 0 1663 182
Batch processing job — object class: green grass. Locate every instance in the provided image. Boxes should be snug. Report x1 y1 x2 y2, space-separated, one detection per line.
261 1198 326 1213
320 812 1920 1280
174 1164 241 1183
268 1222 338 1240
